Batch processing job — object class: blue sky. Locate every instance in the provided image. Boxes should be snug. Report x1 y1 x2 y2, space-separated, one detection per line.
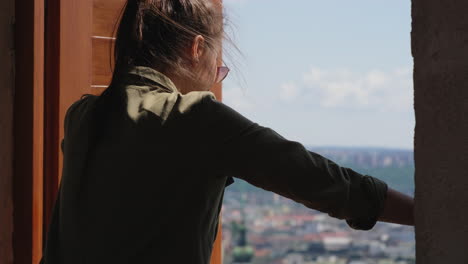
220 0 414 150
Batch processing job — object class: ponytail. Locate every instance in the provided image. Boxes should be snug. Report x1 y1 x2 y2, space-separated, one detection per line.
83 0 143 173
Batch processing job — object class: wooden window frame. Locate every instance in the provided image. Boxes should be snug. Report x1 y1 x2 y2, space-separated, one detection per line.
13 0 45 263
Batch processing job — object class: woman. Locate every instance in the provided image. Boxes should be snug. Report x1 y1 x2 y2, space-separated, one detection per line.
40 0 414 263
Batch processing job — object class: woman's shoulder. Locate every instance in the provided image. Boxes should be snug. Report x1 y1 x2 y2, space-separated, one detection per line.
174 90 218 114
178 90 257 135
65 94 98 121
134 88 255 132
137 90 219 123
173 90 251 124
60 94 99 138
67 94 97 111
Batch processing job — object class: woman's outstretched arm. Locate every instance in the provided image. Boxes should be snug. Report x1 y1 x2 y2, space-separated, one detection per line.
378 187 414 226
197 93 413 231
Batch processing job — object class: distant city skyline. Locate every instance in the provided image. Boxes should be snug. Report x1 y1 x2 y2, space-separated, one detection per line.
221 0 414 150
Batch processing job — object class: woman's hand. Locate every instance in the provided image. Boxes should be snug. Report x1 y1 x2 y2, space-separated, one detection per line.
378 187 414 226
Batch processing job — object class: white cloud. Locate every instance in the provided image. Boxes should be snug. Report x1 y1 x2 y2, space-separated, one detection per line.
365 69 388 87
300 65 413 112
279 82 300 102
303 67 324 82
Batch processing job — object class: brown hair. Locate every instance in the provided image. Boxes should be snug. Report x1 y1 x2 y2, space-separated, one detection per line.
114 0 225 79
86 0 231 159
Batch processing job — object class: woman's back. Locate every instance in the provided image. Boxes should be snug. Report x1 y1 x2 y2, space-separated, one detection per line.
42 68 232 263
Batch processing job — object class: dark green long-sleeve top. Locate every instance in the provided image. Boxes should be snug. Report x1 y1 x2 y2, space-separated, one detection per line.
40 66 388 264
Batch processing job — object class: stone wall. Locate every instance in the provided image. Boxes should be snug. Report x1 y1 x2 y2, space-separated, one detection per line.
412 0 468 262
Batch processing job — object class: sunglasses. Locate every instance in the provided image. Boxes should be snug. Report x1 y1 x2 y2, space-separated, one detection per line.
215 66 230 83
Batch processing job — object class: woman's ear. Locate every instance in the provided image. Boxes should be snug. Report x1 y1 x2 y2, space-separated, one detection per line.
191 35 205 64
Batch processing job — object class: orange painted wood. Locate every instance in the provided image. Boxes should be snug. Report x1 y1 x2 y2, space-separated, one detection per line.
93 0 126 37
91 0 124 91
210 209 224 264
43 0 93 245
90 86 108 95
92 36 114 86
13 0 45 262
58 0 93 181
32 0 45 261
